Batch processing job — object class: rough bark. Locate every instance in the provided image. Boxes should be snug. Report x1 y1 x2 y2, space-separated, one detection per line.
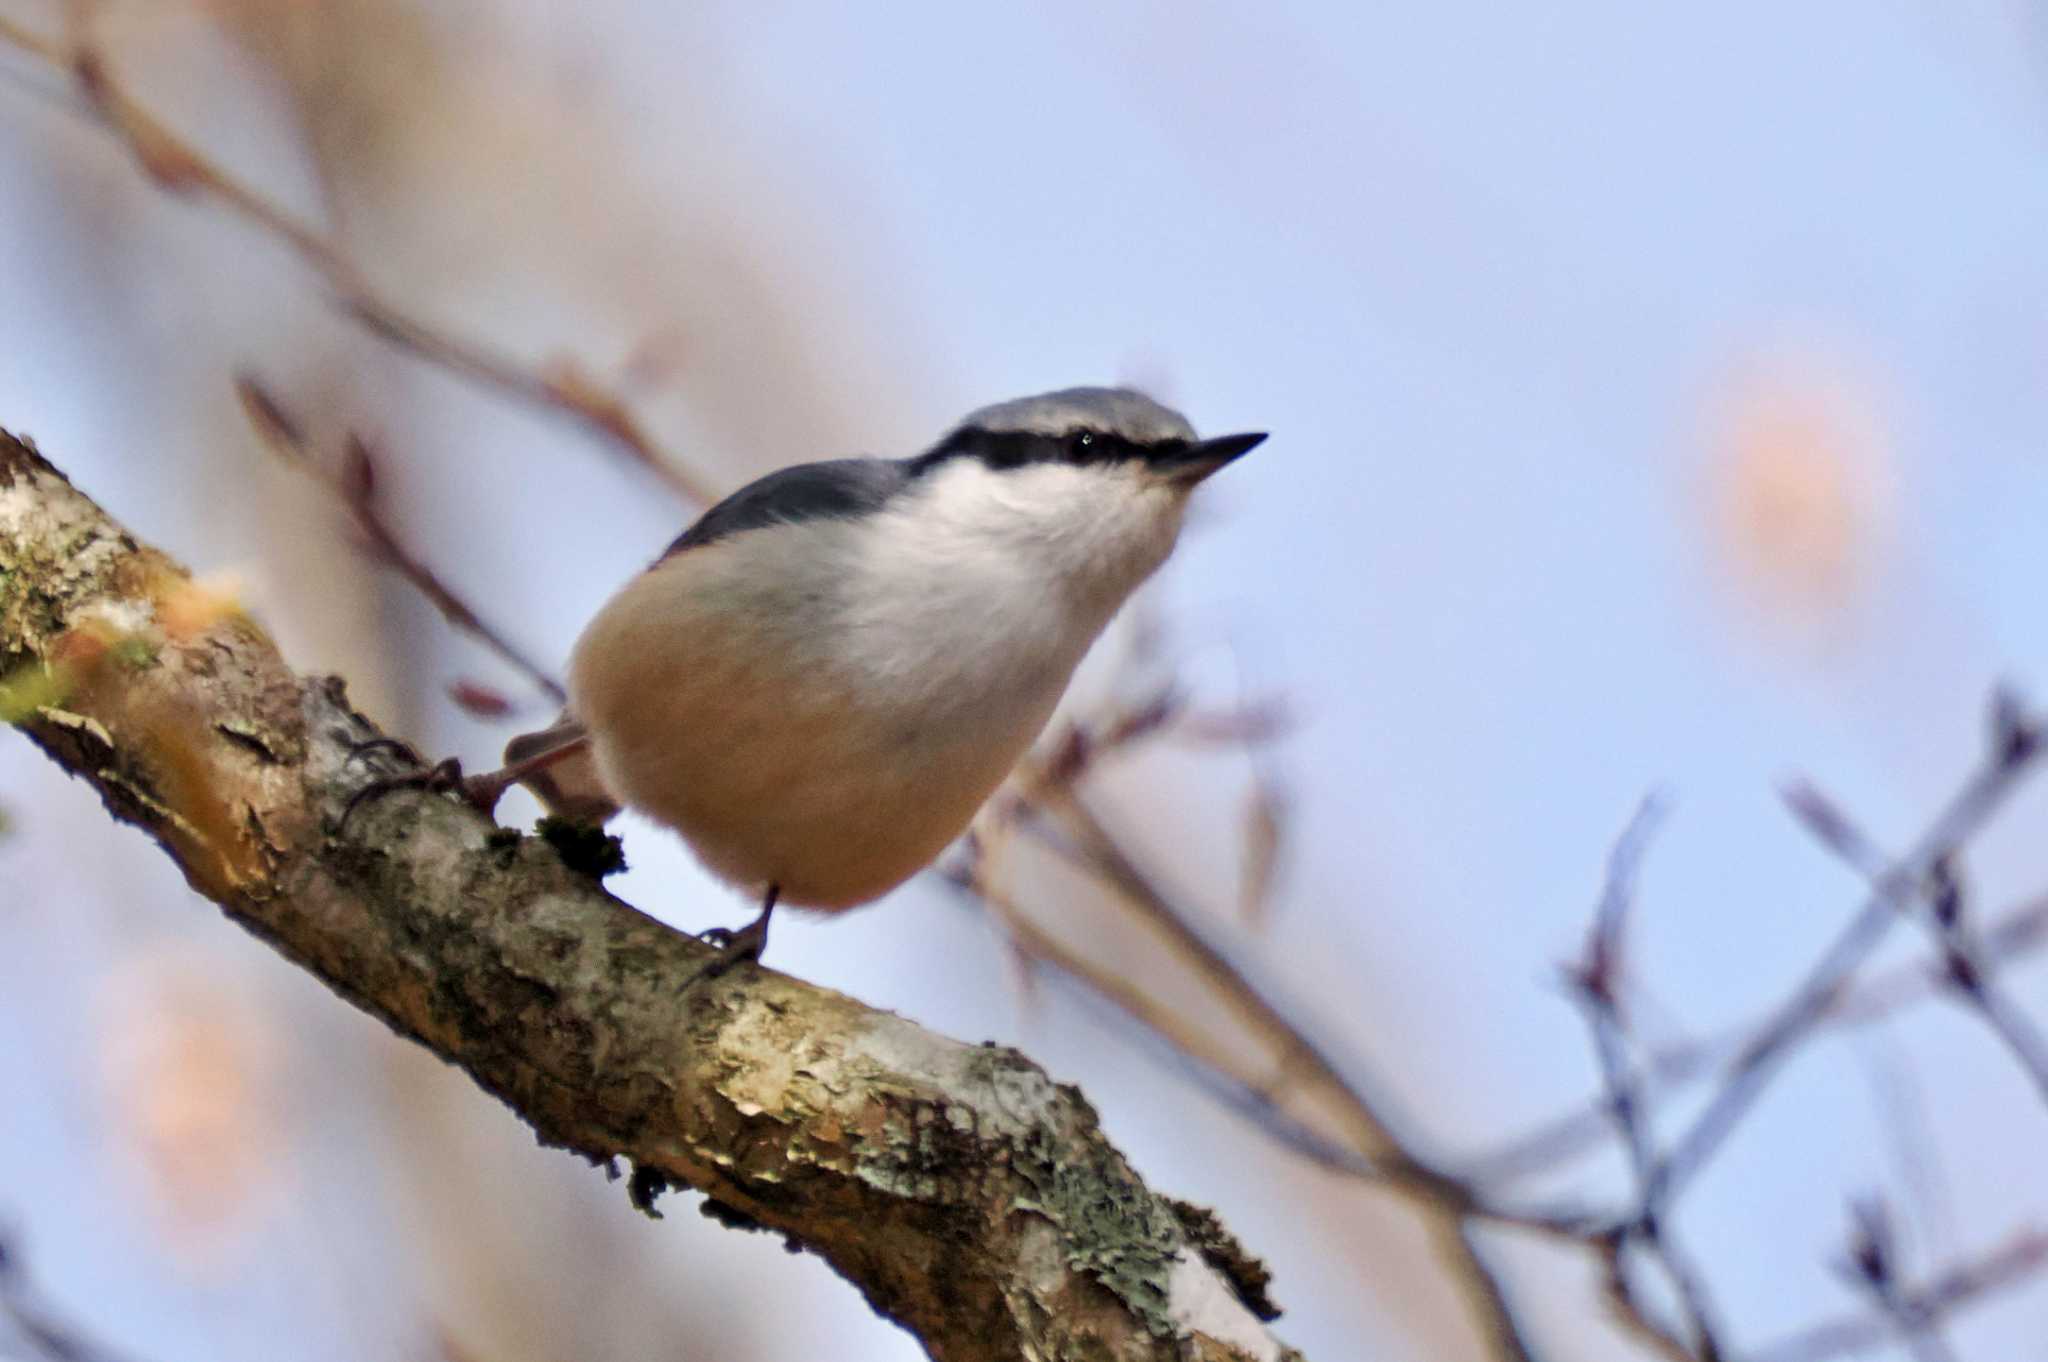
0 428 1303 1362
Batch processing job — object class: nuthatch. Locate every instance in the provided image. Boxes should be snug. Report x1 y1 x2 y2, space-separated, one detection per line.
363 387 1264 977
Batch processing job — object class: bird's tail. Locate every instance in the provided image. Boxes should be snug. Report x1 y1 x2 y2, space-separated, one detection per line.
503 711 621 825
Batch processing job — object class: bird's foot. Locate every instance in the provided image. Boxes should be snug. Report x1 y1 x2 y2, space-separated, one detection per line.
345 735 424 769
340 746 517 829
340 755 465 829
680 893 778 990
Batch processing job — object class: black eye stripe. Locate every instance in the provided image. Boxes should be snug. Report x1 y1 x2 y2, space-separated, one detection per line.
908 428 1189 476
1066 431 1146 464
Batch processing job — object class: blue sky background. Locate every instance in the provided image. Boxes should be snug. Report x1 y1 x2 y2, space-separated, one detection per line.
4 2 2048 1359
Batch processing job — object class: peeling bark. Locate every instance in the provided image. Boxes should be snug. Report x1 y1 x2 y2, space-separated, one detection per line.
0 429 1304 1362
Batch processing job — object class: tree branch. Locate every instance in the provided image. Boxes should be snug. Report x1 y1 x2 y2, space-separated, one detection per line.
0 427 1300 1362
0 14 714 505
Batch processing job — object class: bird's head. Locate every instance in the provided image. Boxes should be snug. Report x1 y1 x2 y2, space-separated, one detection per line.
895 386 1266 609
921 386 1264 486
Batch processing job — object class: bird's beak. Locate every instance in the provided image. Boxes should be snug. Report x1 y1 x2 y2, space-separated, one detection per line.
1156 431 1267 484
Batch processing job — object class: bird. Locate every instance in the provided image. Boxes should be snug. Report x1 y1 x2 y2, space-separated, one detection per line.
355 386 1264 979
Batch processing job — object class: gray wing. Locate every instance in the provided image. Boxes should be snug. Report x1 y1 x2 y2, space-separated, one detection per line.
658 457 911 560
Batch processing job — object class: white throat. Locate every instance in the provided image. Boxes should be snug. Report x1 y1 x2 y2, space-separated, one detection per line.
777 457 1189 720
886 458 1187 612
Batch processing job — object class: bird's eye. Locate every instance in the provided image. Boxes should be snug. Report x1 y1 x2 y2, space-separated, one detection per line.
1066 431 1096 460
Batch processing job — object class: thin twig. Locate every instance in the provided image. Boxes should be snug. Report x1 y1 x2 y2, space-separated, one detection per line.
0 1234 146 1362
1009 774 1543 1361
950 848 1592 1235
1567 796 1727 1361
0 18 713 504
997 693 2048 1362
1589 1232 1705 1362
236 377 568 703
1836 1197 1962 1362
963 693 1559 1358
1467 889 2048 1183
1642 694 2043 1215
0 13 60 63
1749 1227 2048 1362
1024 786 1380 1146
961 858 1267 1118
1784 779 2048 1107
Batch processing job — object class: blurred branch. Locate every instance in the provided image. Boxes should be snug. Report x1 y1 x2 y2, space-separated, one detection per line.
0 430 1300 1362
1467 888 2048 1184
1749 1226 2048 1362
954 839 1585 1235
0 1234 143 1362
1638 706 2042 1216
993 723 1553 1362
1836 1197 1960 1362
1566 796 1727 1362
0 17 715 506
1783 779 2048 1107
986 690 2048 1362
235 376 567 704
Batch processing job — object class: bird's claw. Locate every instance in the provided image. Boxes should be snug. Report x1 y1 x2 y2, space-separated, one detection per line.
339 756 468 829
681 913 772 991
344 736 425 770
